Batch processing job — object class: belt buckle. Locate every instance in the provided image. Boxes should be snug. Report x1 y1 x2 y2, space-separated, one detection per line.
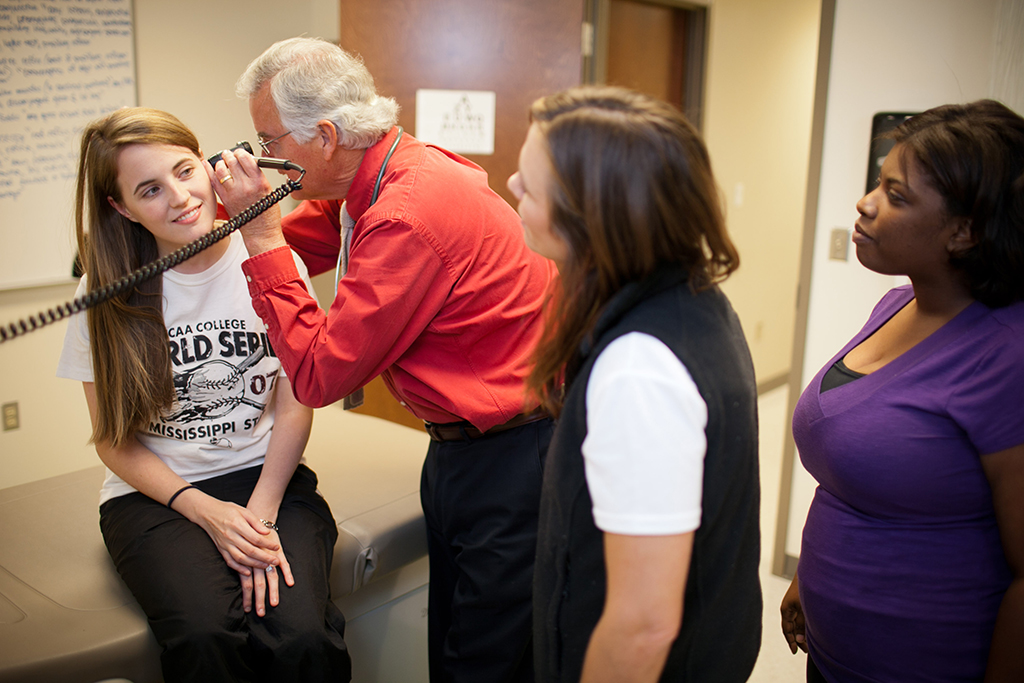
424 422 443 441
424 421 475 442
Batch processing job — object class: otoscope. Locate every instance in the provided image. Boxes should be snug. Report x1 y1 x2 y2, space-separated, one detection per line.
209 141 302 173
0 145 305 344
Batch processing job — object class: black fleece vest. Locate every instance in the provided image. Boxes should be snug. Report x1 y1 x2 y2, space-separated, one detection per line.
533 269 762 683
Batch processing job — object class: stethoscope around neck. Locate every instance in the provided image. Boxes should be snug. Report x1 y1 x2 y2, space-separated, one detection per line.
333 126 404 294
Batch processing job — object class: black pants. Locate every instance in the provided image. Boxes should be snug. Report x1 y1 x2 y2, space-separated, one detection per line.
807 653 829 683
420 418 554 683
100 464 351 683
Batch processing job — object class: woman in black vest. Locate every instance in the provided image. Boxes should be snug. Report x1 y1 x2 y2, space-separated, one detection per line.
507 85 762 683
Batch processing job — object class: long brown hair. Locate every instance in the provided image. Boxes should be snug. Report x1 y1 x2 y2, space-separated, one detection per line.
75 108 202 446
526 86 739 415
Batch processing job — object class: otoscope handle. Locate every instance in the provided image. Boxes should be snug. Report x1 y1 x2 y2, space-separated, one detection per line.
208 142 302 173
257 157 304 172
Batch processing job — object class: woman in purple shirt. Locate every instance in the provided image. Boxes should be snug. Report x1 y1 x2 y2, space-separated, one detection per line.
781 100 1024 682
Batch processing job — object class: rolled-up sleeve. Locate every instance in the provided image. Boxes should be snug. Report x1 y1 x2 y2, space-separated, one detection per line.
241 217 449 410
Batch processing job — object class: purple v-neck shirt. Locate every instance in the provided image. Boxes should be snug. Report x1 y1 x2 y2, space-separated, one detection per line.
794 286 1024 682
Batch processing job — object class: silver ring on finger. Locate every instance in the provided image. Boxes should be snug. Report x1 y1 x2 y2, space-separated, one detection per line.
265 565 275 573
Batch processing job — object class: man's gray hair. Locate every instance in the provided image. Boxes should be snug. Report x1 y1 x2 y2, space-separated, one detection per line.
237 37 399 149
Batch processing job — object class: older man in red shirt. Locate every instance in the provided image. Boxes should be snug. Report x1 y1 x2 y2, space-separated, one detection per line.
214 37 555 683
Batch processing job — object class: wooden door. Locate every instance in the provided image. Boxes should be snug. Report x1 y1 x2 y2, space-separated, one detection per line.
336 0 586 429
588 0 707 128
606 1 685 105
338 0 585 205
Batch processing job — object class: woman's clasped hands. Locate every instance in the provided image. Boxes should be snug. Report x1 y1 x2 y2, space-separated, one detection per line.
178 491 295 616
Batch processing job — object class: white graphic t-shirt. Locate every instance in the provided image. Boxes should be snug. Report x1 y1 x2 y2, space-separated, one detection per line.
57 232 314 504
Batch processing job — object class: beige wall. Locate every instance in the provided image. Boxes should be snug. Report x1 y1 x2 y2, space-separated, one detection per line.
132 0 338 176
703 0 822 386
0 282 96 486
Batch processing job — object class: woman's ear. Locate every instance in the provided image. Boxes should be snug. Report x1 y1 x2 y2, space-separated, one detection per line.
107 196 134 222
947 217 977 257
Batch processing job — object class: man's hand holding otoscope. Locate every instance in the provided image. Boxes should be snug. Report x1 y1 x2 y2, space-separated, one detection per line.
206 142 299 257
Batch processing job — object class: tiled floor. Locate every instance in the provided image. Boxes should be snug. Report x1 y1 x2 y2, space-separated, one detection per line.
749 384 808 682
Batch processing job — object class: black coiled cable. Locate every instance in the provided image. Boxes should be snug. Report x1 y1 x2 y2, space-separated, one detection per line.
0 176 302 344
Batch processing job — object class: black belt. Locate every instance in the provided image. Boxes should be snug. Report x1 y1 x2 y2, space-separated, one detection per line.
424 410 548 442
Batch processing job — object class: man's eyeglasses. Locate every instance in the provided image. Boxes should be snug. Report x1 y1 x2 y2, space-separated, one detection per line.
258 131 292 156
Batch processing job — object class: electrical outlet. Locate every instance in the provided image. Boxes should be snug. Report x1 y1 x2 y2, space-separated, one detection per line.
2 402 18 431
829 228 850 261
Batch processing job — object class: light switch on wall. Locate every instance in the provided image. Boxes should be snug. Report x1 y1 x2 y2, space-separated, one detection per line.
2 402 18 431
829 228 850 261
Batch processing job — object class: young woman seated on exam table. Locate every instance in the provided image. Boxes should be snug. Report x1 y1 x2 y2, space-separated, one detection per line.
781 100 1024 683
508 85 762 683
56 107 350 682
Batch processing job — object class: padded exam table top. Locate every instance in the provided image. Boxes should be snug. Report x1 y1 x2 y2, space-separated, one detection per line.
0 408 430 683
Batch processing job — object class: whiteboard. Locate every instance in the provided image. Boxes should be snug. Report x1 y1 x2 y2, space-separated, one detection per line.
0 0 136 290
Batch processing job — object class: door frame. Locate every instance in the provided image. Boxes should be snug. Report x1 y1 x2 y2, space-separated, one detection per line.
771 0 836 578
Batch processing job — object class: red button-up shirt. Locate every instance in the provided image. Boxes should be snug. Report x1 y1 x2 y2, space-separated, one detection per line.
242 128 555 431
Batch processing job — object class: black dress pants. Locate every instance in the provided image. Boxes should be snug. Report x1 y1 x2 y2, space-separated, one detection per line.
99 464 351 683
420 418 554 683
807 653 830 683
